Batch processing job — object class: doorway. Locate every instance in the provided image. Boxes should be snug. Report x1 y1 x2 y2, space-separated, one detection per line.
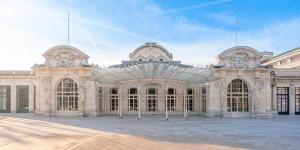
277 87 289 115
17 85 29 113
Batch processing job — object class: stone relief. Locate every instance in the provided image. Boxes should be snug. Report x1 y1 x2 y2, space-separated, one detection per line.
254 77 264 90
58 51 73 67
41 77 52 107
232 51 249 68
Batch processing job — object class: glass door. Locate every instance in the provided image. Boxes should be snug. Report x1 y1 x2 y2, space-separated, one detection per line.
147 88 157 112
0 86 11 112
277 87 289 115
17 85 29 113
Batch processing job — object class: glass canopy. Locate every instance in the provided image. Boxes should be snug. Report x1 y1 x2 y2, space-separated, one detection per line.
94 62 218 84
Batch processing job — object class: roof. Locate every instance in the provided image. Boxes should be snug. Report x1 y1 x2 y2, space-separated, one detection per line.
94 63 218 84
219 46 261 57
262 47 300 65
129 42 173 59
273 47 300 59
0 70 34 76
109 60 192 68
42 45 89 58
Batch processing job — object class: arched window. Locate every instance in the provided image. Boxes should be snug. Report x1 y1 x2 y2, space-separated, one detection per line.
56 78 78 111
147 88 157 111
166 88 176 111
227 79 249 112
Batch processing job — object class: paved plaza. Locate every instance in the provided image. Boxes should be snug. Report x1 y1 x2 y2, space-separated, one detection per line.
0 115 299 150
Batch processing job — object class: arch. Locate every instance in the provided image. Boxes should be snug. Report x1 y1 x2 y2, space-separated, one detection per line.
56 78 79 111
227 79 249 112
129 43 173 59
147 88 157 95
219 46 261 59
43 45 89 58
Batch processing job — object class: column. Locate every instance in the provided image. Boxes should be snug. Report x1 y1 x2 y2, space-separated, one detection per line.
28 84 34 113
290 84 295 115
165 93 168 120
138 93 141 120
10 82 16 113
183 91 187 119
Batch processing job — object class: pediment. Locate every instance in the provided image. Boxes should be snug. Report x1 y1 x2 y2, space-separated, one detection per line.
217 46 263 69
43 45 89 59
219 46 261 59
40 45 90 68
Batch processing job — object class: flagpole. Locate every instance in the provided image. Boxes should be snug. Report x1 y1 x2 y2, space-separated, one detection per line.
68 12 70 46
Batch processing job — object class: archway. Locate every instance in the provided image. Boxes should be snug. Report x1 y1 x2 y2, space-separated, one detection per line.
227 79 249 112
56 78 78 111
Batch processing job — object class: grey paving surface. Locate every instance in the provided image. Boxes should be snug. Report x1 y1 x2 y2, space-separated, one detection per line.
0 114 299 150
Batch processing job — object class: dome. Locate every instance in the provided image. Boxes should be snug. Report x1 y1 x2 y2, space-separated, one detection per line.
41 45 90 68
42 45 89 59
216 46 263 69
219 46 261 58
129 42 173 62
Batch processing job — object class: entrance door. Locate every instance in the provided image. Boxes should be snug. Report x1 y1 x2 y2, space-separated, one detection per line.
0 86 11 113
296 98 300 115
17 85 29 113
147 88 157 112
277 87 289 115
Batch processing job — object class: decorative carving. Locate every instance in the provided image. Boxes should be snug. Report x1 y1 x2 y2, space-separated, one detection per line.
58 51 73 67
232 51 249 68
35 45 90 68
254 77 264 90
41 77 52 107
216 46 262 69
221 80 228 91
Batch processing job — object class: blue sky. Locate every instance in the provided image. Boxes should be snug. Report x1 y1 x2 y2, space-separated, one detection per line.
1 0 300 69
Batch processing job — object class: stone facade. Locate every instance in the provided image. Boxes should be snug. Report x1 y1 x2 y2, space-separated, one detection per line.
0 43 299 117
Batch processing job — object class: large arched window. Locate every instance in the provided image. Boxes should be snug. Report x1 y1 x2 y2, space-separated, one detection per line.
56 78 78 111
227 79 249 112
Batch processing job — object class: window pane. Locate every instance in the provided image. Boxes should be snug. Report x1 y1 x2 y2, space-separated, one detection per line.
227 79 249 112
56 78 78 111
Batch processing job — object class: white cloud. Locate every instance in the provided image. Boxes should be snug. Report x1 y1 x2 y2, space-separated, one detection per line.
238 18 300 54
0 0 300 70
164 0 235 13
208 12 236 25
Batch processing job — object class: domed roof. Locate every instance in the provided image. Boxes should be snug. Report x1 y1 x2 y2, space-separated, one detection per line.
42 45 89 59
219 46 261 58
40 45 90 68
129 42 173 61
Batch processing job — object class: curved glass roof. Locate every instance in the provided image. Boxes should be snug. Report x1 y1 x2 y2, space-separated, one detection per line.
94 62 218 84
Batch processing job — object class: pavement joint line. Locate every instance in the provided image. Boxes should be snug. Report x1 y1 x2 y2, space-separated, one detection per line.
64 133 101 150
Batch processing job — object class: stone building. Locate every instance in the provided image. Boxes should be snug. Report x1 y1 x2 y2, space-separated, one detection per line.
0 42 299 117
